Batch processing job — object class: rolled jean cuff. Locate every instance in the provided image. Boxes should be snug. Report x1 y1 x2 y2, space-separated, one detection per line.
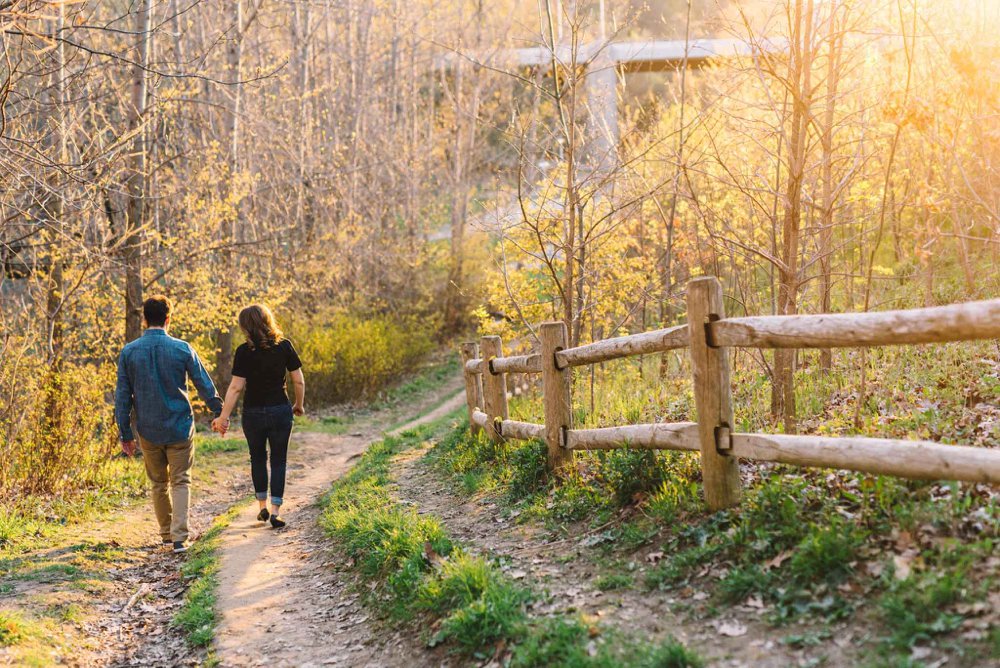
255 492 268 501
271 496 283 506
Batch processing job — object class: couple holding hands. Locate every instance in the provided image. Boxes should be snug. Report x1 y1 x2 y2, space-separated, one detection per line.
115 297 305 553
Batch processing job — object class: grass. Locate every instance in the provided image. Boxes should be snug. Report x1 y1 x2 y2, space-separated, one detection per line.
172 499 251 649
429 381 997 665
0 608 61 666
510 618 703 668
0 431 243 556
594 572 633 591
319 416 704 664
294 414 355 435
0 610 30 646
197 436 247 455
372 354 461 411
0 457 147 551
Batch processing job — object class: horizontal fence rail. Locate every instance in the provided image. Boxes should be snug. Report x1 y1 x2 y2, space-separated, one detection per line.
459 276 1000 511
491 353 542 374
729 433 1000 484
711 299 1000 349
565 423 700 451
556 324 690 368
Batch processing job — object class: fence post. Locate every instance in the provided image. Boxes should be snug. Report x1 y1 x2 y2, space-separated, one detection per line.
540 322 574 474
460 342 484 436
480 335 508 443
687 276 742 510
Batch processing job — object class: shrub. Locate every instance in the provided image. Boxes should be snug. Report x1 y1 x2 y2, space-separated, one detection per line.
718 564 771 604
879 570 968 651
0 611 28 647
287 310 435 404
550 477 607 522
0 356 118 496
435 578 532 650
509 617 591 667
647 476 701 524
598 449 664 505
788 521 862 586
507 441 548 500
639 638 705 668
595 573 633 591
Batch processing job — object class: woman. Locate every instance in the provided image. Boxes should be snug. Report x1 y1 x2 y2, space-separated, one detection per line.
212 304 305 528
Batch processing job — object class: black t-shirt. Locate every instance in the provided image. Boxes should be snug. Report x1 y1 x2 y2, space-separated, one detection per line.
231 339 303 408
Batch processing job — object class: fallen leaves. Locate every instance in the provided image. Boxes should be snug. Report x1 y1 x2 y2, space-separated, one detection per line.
892 550 921 580
763 550 793 571
714 619 748 637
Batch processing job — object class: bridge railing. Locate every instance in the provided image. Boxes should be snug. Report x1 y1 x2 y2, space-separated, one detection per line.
460 276 1000 511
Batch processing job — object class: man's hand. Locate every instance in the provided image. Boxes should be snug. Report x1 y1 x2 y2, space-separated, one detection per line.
292 403 305 417
211 417 229 437
121 440 137 457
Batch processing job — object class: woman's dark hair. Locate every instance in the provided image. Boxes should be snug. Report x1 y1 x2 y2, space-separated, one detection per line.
238 304 284 350
143 295 171 327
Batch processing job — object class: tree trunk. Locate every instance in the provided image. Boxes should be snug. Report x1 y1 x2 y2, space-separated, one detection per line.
123 0 152 343
215 0 245 386
818 2 842 372
771 0 814 433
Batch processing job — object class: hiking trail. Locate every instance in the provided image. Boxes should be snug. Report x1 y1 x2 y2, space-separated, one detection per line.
212 385 466 667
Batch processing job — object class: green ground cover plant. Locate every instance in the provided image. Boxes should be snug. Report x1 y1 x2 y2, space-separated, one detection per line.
0 457 146 551
428 345 999 665
318 417 703 665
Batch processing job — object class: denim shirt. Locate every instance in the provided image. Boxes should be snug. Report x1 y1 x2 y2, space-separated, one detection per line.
115 329 223 444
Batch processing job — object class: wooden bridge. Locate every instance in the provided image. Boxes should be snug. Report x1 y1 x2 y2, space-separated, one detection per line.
460 276 1000 511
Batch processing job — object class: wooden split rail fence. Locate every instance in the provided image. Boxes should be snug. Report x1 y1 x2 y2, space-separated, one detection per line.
460 276 1000 511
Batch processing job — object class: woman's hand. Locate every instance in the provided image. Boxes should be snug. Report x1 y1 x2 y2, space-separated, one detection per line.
211 416 230 436
292 403 304 417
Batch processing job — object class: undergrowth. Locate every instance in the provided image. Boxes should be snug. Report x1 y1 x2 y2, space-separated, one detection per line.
318 417 702 665
428 414 998 664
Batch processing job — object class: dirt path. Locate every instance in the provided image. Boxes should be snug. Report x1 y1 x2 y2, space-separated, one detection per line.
1 449 254 668
212 387 466 668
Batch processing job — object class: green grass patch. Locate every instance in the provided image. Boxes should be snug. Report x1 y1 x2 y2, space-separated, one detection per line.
320 418 704 663
510 617 703 668
594 572 633 591
295 414 355 435
432 410 996 662
172 499 251 649
0 457 146 552
372 354 461 411
197 436 247 455
12 563 82 582
0 609 30 646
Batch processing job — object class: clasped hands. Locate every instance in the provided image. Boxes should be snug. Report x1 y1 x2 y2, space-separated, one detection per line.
211 416 231 436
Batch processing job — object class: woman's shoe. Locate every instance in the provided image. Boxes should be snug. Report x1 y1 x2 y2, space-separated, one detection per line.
269 515 286 529
257 508 270 522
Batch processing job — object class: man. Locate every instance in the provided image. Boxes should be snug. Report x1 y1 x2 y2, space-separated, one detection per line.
115 296 223 553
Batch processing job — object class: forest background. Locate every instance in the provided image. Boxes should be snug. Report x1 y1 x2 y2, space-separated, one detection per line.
1 0 997 503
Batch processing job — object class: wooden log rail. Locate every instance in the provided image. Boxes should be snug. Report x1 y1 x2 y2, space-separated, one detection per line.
460 278 1000 510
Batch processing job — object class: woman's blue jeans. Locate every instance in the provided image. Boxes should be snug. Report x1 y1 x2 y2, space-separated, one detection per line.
241 403 293 506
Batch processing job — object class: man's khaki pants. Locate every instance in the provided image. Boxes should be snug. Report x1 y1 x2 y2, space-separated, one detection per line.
138 435 194 543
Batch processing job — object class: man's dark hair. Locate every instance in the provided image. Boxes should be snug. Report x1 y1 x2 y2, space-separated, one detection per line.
143 295 171 327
